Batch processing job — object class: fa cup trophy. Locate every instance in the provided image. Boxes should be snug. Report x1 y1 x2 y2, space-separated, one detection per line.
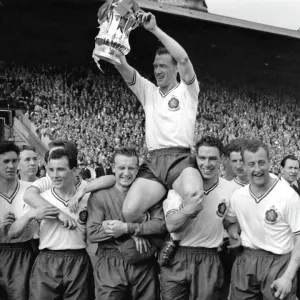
93 0 144 68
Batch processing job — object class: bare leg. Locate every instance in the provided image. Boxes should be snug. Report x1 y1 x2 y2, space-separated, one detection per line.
122 178 166 223
172 167 203 205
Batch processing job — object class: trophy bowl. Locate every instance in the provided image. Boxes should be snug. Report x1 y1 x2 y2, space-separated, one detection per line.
93 0 143 66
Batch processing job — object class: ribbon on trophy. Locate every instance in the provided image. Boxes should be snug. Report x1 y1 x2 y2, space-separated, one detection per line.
92 0 145 71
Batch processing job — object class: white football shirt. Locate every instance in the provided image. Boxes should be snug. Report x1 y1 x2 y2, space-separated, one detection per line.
38 188 89 250
0 180 37 243
230 177 250 191
225 178 300 254
163 178 235 247
127 71 199 151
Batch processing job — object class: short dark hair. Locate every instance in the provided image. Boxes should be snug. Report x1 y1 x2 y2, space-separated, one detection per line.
49 149 77 169
48 140 66 149
224 138 246 158
195 136 224 156
0 141 20 156
20 145 36 153
280 155 300 168
241 139 269 160
113 146 139 165
155 46 177 66
48 140 78 157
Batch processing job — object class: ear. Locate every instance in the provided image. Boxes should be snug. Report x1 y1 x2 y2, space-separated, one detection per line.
112 164 115 174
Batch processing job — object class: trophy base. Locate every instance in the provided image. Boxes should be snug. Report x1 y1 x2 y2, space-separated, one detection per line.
94 45 121 65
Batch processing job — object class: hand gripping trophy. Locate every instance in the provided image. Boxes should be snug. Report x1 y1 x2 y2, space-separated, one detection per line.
93 0 144 69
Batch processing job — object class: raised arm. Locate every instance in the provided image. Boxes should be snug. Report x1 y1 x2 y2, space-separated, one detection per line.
142 12 195 83
114 55 135 84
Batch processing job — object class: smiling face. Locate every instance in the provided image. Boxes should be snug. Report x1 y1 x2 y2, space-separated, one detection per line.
48 156 74 190
0 151 19 181
153 54 178 90
113 154 138 190
196 146 221 182
243 147 270 188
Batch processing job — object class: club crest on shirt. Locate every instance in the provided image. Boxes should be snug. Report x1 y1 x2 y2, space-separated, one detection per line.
265 207 278 224
168 97 180 111
216 200 227 217
78 207 88 225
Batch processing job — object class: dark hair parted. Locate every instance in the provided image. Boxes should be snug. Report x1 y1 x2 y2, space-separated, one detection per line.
49 149 77 169
0 141 20 156
155 46 177 66
280 155 300 168
241 139 269 160
195 136 224 156
113 146 139 165
20 145 36 153
48 140 78 157
224 138 247 157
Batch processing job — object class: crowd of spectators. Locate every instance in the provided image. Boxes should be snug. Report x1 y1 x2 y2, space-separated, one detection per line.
3 61 300 175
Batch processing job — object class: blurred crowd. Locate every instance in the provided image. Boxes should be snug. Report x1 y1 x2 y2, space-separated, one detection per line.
4 61 300 175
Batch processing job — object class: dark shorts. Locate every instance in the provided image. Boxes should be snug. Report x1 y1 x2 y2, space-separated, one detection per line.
230 247 297 300
95 249 160 300
137 147 197 189
0 242 34 300
29 248 94 300
160 246 224 300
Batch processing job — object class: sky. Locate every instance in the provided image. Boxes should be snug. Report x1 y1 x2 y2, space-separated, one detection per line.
206 0 300 30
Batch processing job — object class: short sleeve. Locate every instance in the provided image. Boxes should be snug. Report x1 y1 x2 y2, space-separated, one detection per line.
31 176 52 193
285 191 300 234
163 190 183 218
224 192 238 224
127 70 156 107
181 74 200 105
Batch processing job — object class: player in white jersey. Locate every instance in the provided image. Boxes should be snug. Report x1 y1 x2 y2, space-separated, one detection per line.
0 141 59 300
113 12 203 265
24 140 115 222
18 145 39 182
12 148 94 299
160 136 235 300
225 140 300 300
224 139 250 190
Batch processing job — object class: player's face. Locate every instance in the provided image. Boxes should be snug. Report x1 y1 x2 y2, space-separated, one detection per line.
229 151 246 178
196 146 221 181
282 159 299 184
0 151 19 181
153 54 177 89
48 157 74 189
113 155 138 189
243 147 270 187
18 150 38 177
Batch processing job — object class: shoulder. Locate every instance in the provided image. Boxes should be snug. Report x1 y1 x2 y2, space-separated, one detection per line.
218 178 235 195
19 180 33 189
90 186 115 202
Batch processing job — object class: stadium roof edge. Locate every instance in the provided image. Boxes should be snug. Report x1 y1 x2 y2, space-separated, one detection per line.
138 0 300 39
